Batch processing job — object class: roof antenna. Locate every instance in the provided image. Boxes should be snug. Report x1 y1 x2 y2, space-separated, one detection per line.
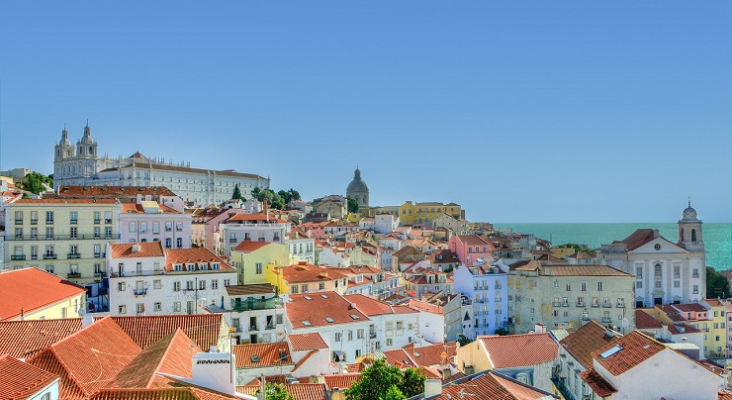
688 197 691 208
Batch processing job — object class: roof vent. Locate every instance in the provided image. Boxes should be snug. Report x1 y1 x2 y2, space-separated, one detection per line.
302 321 311 326
251 355 260 363
132 245 141 253
304 296 312 300
325 317 335 323
604 330 615 338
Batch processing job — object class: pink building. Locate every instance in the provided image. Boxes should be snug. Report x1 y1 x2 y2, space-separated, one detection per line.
190 207 247 251
449 235 494 266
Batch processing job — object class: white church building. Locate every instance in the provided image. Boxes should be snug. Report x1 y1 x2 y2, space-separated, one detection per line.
598 202 706 307
53 123 270 206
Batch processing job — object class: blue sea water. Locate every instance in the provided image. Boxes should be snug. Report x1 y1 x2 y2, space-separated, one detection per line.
492 223 732 271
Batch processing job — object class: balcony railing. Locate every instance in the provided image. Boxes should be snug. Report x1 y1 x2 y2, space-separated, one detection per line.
68 253 81 259
577 302 585 307
265 324 275 330
134 288 148 296
10 255 26 261
551 374 577 400
230 297 283 312
369 332 377 339
30 219 37 225
43 254 57 260
7 234 121 242
602 303 612 308
15 219 23 225
601 317 613 323
249 325 257 331
591 303 600 308
67 272 81 279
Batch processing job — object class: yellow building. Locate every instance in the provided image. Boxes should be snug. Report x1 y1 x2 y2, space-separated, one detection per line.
649 301 726 359
4 198 121 287
267 262 348 295
702 298 727 358
229 241 292 285
0 267 87 320
398 201 463 226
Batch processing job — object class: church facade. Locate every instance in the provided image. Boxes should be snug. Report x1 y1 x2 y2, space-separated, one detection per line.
598 203 706 307
53 124 270 206
345 167 369 209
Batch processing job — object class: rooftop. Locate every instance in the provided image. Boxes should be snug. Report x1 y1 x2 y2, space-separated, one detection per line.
590 331 665 376
0 318 83 360
56 185 177 197
110 314 225 350
233 342 292 368
479 333 558 368
0 354 59 400
286 292 369 329
0 268 87 321
559 321 621 368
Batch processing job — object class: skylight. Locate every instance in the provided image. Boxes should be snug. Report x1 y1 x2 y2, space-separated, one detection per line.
321 294 329 298
251 355 260 363
599 345 623 359
350 314 360 320
304 296 312 300
325 317 335 323
302 321 311 326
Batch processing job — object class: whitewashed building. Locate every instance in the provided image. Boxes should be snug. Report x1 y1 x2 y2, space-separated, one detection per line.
452 264 509 336
119 200 192 248
374 214 399 234
107 242 236 316
218 213 291 258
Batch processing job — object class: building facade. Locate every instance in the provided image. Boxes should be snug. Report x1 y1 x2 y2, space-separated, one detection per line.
345 168 369 209
452 264 508 336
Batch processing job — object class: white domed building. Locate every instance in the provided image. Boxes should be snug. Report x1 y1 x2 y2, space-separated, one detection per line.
346 167 369 209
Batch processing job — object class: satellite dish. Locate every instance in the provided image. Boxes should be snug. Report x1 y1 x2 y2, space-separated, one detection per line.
621 318 629 328
78 309 86 317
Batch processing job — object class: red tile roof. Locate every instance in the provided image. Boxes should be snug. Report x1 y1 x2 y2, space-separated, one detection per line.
0 318 83 360
436 370 557 400
110 314 225 350
14 198 118 204
90 387 236 400
233 342 292 368
579 368 617 397
236 384 328 400
403 342 457 367
28 316 142 399
278 263 347 284
634 310 663 330
616 229 656 251
672 303 708 313
286 292 369 329
232 240 272 252
121 203 180 214
382 349 416 368
0 268 87 321
57 186 177 198
109 329 201 389
288 333 328 352
667 324 701 334
591 331 665 376
110 242 165 259
559 321 621 368
164 248 234 271
479 333 558 368
323 374 362 390
0 354 59 400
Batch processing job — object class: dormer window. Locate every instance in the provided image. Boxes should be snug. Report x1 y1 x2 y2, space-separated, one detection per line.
212 263 219 270
187 263 195 271
174 264 182 271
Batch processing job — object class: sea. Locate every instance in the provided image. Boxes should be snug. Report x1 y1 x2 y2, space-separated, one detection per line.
492 223 732 272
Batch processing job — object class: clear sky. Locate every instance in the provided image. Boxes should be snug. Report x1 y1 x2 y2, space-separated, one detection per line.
1 1 731 223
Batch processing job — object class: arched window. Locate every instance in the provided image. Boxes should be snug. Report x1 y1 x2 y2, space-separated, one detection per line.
680 228 684 242
654 263 662 278
691 229 697 243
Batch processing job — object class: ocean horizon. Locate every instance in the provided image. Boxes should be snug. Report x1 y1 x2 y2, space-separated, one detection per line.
493 223 732 272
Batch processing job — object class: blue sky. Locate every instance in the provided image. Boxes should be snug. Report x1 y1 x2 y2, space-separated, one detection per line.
1 1 730 223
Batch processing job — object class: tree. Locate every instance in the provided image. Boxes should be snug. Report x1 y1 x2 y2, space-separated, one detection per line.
345 359 425 400
347 198 359 214
380 385 406 400
251 187 262 201
256 383 294 400
19 172 53 195
457 334 473 347
287 188 301 201
232 184 244 200
706 266 731 299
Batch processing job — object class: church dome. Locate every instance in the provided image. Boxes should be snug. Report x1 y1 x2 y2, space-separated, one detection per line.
346 168 369 194
681 201 698 221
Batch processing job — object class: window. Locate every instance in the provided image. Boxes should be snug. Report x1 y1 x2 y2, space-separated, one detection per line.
46 211 54 224
176 238 182 249
136 304 144 314
94 211 101 224
174 302 181 312
105 227 113 239
302 284 309 293
165 238 172 249
199 280 206 290
256 263 263 274
224 279 230 287
30 211 37 224
654 264 662 278
118 305 127 314
335 332 342 342
597 282 603 291
118 282 126 291
674 280 680 288
154 280 161 289
165 222 173 232
636 266 643 278
173 281 181 291
30 227 37 239
154 302 162 311
386 338 393 346
14 227 22 239
46 265 54 273
129 222 137 233
45 227 53 240
152 222 160 234
554 280 559 288
186 281 194 291
693 268 700 278
693 285 699 294
70 211 78 224
176 222 183 231
357 329 364 339
655 281 662 289
212 280 218 290
105 211 113 224
319 282 325 290
70 227 77 239
291 285 299 294
140 222 148 233
636 281 643 288
14 211 22 224
566 283 571 291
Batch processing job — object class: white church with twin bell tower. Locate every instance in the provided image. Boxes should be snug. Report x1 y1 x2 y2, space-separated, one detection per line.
598 201 706 307
53 122 270 206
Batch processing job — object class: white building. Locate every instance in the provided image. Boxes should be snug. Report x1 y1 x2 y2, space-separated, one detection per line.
452 264 508 336
285 232 315 264
374 214 399 234
219 213 291 258
107 242 237 316
598 203 705 307
119 200 192 249
53 124 270 206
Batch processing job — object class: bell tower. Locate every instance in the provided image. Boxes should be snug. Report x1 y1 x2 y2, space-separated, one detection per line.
678 200 704 253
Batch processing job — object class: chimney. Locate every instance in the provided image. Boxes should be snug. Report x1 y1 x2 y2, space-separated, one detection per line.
423 378 442 398
534 322 546 334
191 352 236 395
132 245 141 253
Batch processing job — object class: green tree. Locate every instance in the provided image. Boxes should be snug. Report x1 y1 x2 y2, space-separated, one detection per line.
706 266 731 299
232 184 244 200
19 172 53 195
287 188 301 201
347 198 359 214
457 334 473 347
256 383 294 400
399 367 426 398
345 359 402 400
251 187 262 201
380 385 406 400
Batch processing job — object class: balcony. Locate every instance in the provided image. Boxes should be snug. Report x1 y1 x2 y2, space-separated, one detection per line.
229 238 237 243
230 297 283 312
43 254 57 260
577 302 585 307
369 332 377 339
616 302 625 308
602 303 612 308
94 219 101 224
601 317 613 323
30 219 37 225
249 325 258 331
10 255 26 261
265 324 275 330
551 374 577 400
15 219 23 225
7 234 121 242
94 253 102 258
591 303 600 308
134 288 148 296
67 272 81 279
68 253 81 259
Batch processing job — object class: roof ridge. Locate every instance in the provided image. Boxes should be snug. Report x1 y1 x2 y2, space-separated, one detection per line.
145 328 188 388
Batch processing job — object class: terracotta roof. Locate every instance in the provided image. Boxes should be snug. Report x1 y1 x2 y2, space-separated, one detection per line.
13 198 118 204
591 331 665 376
57 186 177 198
121 203 180 214
110 242 166 258
109 329 201 389
288 333 329 351
279 263 347 284
28 317 142 399
382 349 416 368
436 370 558 400
720 391 732 400
246 375 289 386
578 368 617 397
403 342 457 367
90 387 235 400
232 240 272 253
541 264 632 276
228 213 287 224
236 384 328 400
164 248 234 271
0 268 87 321
286 292 369 329
616 229 656 251
225 284 276 297
667 324 701 334
323 374 362 390
634 310 663 330
559 321 621 368
479 333 558 368
232 342 292 368
111 314 225 350
672 303 708 313
0 354 59 400
119 162 266 180
0 318 83 359
456 235 493 247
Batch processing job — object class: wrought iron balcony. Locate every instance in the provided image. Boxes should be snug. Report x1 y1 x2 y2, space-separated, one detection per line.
230 297 283 312
134 288 148 296
43 254 57 260
10 255 26 261
67 272 81 279
551 374 577 400
7 234 121 242
68 253 81 259
369 332 377 339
